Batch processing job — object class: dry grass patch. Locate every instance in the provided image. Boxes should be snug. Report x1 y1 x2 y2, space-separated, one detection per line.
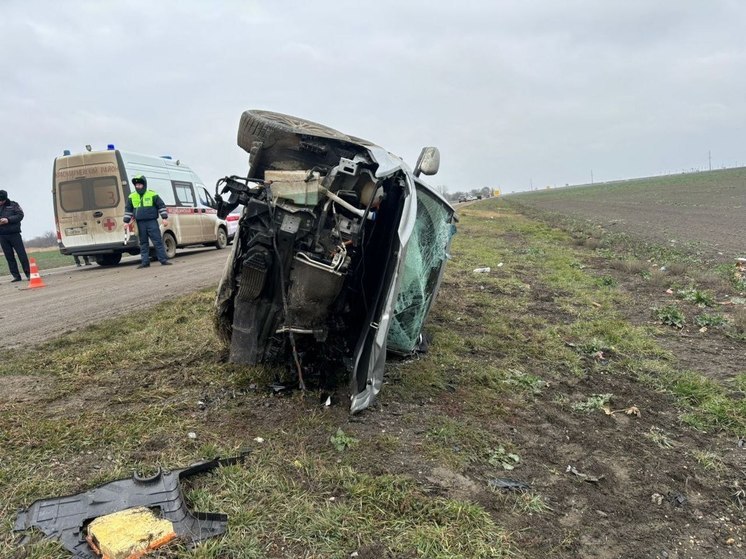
732 307 746 336
610 259 649 275
665 262 689 276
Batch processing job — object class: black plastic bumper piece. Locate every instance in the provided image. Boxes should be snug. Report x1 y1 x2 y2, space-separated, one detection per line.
13 453 248 558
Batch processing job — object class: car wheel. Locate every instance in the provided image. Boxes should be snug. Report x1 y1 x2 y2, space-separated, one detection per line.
95 253 122 266
237 110 352 152
163 232 177 259
214 227 228 250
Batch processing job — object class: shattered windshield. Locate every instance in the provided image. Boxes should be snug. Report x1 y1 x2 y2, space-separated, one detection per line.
387 186 455 353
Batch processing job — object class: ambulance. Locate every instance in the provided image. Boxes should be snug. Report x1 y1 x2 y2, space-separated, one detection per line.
53 146 228 265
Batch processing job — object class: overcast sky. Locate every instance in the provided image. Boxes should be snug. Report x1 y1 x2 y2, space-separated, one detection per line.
2 0 745 238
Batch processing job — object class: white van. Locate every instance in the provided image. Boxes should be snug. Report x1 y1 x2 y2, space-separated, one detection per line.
53 146 228 265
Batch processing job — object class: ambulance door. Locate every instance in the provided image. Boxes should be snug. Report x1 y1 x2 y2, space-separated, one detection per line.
171 181 201 244
56 177 95 249
196 185 220 241
55 159 124 249
89 175 125 244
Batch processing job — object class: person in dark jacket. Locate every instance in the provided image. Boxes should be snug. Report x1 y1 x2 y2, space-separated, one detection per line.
0 189 30 282
123 175 172 268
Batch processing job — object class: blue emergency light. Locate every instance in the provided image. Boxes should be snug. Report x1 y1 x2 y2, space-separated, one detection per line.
107 144 115 150
63 149 71 156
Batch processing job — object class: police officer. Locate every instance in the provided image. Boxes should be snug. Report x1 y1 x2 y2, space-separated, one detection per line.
0 189 30 282
123 175 172 268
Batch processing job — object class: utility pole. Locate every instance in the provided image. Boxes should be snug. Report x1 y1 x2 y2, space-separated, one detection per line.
591 169 594 184
708 150 712 171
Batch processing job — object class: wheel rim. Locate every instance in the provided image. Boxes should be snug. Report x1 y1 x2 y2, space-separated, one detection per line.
164 234 176 258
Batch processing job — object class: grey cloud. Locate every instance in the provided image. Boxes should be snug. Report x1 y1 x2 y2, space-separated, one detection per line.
1 0 745 237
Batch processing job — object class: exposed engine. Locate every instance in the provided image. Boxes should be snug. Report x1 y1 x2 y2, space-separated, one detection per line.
214 152 405 391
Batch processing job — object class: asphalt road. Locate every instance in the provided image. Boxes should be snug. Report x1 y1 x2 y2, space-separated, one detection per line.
0 247 233 349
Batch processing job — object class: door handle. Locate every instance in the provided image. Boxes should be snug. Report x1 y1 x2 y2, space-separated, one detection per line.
93 211 103 218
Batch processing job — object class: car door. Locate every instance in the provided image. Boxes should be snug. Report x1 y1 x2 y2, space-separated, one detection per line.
386 181 456 354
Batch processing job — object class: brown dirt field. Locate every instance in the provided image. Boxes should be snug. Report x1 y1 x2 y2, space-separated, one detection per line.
420 246 743 558
508 168 746 263
484 183 746 557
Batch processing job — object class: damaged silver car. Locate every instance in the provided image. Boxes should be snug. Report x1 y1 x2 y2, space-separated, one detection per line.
214 110 456 412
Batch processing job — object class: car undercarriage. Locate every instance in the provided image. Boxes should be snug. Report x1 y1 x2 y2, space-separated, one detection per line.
214 111 455 412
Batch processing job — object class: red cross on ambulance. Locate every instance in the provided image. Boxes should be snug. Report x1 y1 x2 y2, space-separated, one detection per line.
102 217 117 232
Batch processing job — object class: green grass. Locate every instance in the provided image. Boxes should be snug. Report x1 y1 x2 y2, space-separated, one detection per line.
654 304 686 328
0 289 512 558
571 393 614 413
695 313 727 328
2 198 745 557
509 167 746 207
692 450 725 473
463 199 745 434
0 248 75 275
677 287 715 307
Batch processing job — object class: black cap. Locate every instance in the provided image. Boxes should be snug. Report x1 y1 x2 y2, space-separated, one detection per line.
0 190 7 201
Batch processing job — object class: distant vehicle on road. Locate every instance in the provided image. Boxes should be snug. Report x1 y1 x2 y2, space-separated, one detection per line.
53 147 228 265
225 207 241 243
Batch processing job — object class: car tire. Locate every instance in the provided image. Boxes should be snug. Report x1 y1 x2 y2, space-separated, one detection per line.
237 110 352 152
163 232 177 259
95 253 122 266
214 227 227 250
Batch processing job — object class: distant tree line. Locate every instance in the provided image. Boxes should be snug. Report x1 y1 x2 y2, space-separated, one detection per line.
24 231 57 248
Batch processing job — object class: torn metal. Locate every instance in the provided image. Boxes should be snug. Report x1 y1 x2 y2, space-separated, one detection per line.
213 110 456 412
14 454 247 558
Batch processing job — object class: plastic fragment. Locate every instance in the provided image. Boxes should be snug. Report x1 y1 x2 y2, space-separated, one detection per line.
488 478 531 491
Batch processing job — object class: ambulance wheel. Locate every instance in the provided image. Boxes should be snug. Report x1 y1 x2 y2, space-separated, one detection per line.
163 232 177 259
214 227 228 250
95 253 122 266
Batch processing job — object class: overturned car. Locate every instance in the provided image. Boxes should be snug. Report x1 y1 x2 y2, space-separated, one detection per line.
214 111 456 412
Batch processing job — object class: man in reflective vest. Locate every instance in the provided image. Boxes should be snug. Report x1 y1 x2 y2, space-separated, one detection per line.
123 175 172 268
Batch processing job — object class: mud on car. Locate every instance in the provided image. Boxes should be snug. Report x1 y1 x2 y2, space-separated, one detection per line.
214 111 456 412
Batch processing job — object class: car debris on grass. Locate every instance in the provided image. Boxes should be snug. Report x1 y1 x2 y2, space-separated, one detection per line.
14 454 248 559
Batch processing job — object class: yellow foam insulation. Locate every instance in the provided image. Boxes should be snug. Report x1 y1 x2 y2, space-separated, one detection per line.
86 506 176 559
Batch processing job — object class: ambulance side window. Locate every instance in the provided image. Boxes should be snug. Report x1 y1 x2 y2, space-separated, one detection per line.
172 181 196 207
197 186 215 208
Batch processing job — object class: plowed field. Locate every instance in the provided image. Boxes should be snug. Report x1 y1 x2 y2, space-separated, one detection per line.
509 168 746 262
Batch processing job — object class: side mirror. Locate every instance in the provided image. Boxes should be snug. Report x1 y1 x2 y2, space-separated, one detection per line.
414 147 440 177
